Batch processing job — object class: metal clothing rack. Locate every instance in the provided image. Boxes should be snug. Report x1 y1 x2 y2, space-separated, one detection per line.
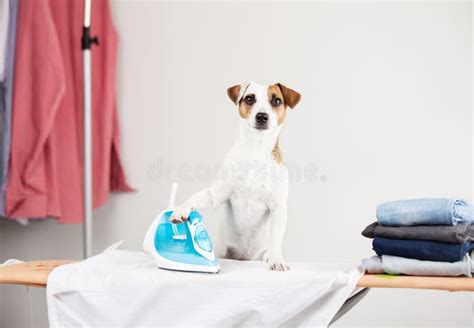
81 0 99 259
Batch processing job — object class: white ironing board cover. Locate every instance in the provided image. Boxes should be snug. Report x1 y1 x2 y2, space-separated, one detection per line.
47 250 362 327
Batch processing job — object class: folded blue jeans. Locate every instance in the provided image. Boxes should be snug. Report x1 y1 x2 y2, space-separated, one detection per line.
373 237 474 262
376 198 473 226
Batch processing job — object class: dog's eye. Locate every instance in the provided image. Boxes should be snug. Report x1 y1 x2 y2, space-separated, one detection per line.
271 97 282 107
244 94 256 105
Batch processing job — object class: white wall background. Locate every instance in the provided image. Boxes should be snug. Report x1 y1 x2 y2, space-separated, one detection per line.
1 1 472 327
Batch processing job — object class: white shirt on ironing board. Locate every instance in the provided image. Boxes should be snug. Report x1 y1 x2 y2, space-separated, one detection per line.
47 247 363 327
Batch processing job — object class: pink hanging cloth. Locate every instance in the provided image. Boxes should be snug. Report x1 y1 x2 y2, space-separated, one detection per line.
7 0 133 223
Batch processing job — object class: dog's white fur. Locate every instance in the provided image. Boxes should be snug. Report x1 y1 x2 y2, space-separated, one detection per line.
171 81 300 271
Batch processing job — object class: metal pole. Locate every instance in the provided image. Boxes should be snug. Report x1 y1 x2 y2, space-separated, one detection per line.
82 0 94 259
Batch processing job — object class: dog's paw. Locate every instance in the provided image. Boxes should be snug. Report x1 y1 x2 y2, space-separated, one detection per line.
270 262 289 271
267 256 290 271
169 205 192 224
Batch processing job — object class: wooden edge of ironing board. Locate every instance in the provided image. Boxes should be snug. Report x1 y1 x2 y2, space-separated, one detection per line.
1 260 474 292
357 274 474 292
0 260 75 287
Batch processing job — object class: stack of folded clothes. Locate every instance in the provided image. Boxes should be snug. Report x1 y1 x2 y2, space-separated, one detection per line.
362 198 474 277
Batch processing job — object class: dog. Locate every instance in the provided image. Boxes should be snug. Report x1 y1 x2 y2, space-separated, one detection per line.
170 81 301 271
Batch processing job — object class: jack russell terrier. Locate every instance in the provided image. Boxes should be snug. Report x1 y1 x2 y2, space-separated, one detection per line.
170 81 301 271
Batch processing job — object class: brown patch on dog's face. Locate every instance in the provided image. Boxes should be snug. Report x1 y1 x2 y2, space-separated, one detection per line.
228 84 255 119
267 84 287 125
239 93 255 119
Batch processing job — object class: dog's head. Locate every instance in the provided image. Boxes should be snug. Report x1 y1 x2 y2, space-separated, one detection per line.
227 82 301 132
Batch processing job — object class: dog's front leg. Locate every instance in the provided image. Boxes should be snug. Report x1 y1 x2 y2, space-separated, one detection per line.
267 204 289 271
170 182 233 223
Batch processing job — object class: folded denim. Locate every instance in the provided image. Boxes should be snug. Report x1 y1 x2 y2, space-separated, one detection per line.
362 255 472 277
376 198 473 226
372 237 474 262
362 222 474 244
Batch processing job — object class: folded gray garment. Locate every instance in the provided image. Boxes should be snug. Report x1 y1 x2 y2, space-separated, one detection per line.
362 254 472 277
361 222 474 244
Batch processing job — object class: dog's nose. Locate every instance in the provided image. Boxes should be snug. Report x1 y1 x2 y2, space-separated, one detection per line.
255 112 269 124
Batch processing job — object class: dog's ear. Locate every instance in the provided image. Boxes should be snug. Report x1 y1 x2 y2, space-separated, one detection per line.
227 83 250 105
277 83 301 109
227 85 241 104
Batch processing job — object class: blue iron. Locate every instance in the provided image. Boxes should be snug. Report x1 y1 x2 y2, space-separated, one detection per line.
143 183 220 273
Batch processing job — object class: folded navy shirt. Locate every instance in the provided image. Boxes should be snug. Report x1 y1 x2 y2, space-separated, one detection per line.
372 237 474 262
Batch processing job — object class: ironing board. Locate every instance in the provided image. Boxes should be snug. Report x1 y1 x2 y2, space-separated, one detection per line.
1 260 474 291
1 260 473 326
